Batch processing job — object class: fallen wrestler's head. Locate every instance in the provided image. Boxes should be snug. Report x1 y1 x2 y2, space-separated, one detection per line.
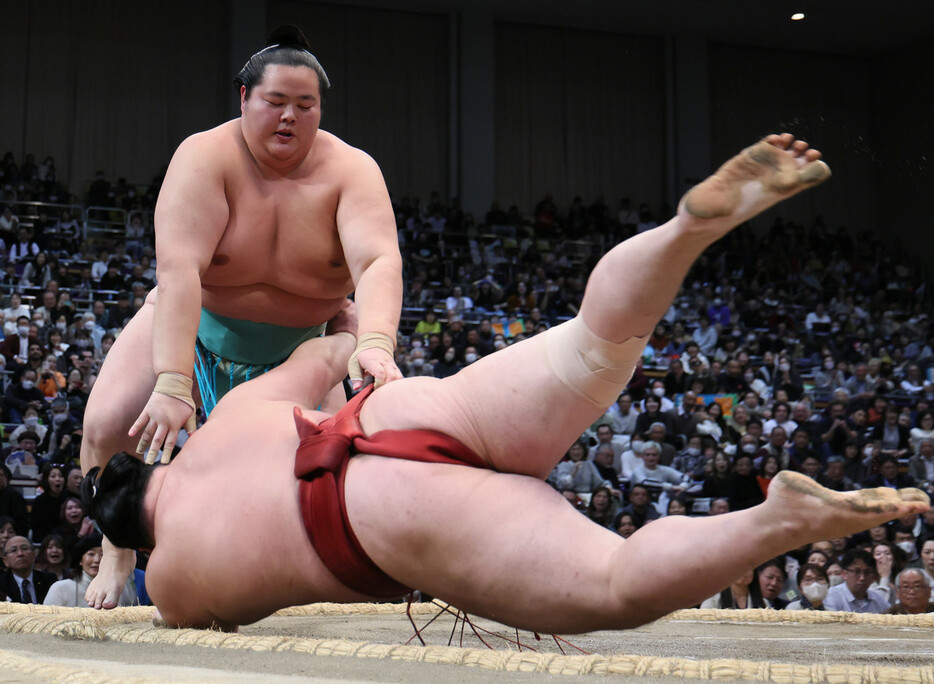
81 452 156 551
235 25 331 102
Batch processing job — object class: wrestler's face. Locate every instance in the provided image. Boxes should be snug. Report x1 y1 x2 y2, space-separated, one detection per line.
241 65 322 168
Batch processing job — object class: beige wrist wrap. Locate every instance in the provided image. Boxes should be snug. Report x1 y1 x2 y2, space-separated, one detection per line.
153 372 197 432
348 332 396 386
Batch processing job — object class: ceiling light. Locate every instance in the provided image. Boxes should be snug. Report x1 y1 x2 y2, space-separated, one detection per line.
791 12 805 20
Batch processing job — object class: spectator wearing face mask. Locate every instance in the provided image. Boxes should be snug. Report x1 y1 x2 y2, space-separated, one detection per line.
786 563 831 610
0 315 38 367
40 398 80 461
433 346 462 379
7 406 48 448
640 380 674 413
3 368 44 424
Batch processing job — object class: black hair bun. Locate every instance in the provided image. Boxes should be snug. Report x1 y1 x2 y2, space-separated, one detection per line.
267 25 311 51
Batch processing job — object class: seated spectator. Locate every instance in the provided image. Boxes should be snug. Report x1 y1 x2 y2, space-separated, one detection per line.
43 534 136 607
910 413 934 453
785 563 830 610
755 558 789 609
591 445 622 495
870 405 911 458
0 466 28 536
0 516 16 554
0 535 56 603
823 549 890 613
585 486 619 529
0 313 35 362
445 285 473 314
700 568 768 609
4 430 39 468
413 309 441 336
37 353 66 398
763 401 797 437
730 453 765 511
19 251 51 289
663 358 689 396
30 464 67 543
756 426 790 471
702 451 733 500
631 441 686 493
772 355 804 401
818 455 857 492
7 405 47 448
671 435 707 483
103 292 134 331
614 513 638 539
34 534 69 580
887 569 934 614
616 483 660 530
8 227 39 263
65 369 90 418
680 341 709 375
724 404 751 444
550 438 610 496
589 424 624 465
634 395 672 436
41 397 81 463
870 541 905 607
98 259 127 291
692 316 718 357
3 368 44 423
605 392 638 436
757 453 782 497
908 438 934 497
845 362 878 401
863 454 916 490
52 496 95 556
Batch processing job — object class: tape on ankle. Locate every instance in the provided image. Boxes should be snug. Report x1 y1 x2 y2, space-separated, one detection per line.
153 372 197 432
544 318 645 407
348 332 396 385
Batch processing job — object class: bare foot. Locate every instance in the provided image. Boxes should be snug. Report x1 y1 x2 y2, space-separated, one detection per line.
85 544 136 609
681 133 831 226
325 298 358 338
764 471 929 544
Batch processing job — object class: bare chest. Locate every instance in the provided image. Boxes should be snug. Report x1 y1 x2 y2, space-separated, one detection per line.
203 171 350 292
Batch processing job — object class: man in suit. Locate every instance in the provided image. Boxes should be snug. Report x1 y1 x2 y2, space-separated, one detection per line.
1 535 56 603
908 438 934 497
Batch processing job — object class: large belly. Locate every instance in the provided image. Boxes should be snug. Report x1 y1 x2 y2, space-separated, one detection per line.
201 283 348 327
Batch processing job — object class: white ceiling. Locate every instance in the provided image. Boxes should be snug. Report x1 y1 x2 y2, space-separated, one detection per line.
313 0 934 56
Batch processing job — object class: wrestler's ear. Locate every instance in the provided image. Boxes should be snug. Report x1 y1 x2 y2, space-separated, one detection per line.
240 85 248 111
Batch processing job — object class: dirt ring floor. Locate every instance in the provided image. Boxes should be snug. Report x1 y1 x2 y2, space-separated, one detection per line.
1 603 932 683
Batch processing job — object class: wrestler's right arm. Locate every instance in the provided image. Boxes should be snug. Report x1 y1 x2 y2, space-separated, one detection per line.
130 134 229 463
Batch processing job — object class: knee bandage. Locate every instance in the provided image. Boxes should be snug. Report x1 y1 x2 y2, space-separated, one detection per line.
544 318 646 407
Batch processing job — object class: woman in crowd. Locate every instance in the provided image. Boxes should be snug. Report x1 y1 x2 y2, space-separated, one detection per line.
730 453 765 511
30 463 68 543
702 451 733 500
755 558 789 608
785 563 830 610
0 516 16 552
614 513 637 539
551 438 610 496
43 534 136 607
919 538 934 584
870 541 905 606
413 309 441 336
585 486 619 528
53 496 95 555
20 251 52 288
666 494 688 517
8 406 48 448
724 404 750 444
826 561 846 587
34 534 69 580
699 568 768 609
756 453 782 498
910 412 934 453
805 549 830 568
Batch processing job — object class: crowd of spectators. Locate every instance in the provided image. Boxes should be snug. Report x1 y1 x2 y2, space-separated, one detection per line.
0 151 156 606
2 148 934 613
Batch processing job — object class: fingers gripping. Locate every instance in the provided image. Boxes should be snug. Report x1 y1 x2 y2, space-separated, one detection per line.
348 332 397 388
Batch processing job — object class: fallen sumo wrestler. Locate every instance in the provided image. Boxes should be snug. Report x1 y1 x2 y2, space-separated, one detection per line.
82 135 929 633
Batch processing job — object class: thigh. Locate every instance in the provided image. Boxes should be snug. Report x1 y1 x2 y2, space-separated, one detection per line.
82 298 160 460
359 333 617 477
345 455 624 634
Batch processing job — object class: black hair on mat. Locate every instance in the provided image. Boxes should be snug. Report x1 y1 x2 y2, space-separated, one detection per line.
81 451 155 550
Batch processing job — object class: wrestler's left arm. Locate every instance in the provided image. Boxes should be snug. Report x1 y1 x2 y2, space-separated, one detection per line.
335 150 404 390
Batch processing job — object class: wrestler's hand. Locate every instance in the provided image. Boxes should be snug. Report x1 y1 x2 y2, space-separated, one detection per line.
129 392 196 465
348 345 403 391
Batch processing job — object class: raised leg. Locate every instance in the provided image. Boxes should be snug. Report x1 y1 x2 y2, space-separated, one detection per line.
360 134 831 476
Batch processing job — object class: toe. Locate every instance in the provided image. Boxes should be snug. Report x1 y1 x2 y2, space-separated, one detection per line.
792 140 809 155
898 488 931 504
